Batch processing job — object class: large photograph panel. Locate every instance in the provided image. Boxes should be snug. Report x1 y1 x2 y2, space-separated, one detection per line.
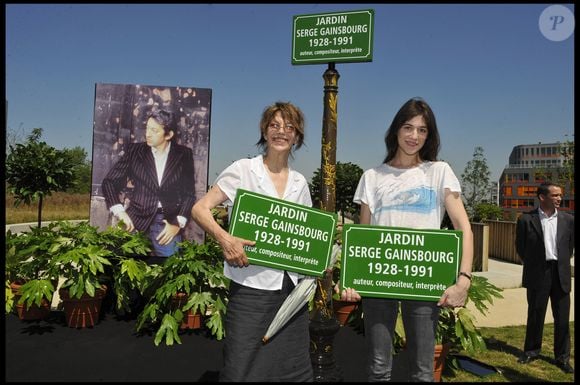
90 83 211 245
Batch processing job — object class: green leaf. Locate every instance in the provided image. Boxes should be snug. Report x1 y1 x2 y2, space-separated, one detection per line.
18 279 54 309
154 313 182 346
85 279 96 297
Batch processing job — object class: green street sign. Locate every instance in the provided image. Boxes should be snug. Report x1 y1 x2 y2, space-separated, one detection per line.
292 9 374 65
229 189 337 277
340 224 462 301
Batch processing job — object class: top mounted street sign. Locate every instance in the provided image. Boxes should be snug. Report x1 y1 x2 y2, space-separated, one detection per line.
292 9 374 65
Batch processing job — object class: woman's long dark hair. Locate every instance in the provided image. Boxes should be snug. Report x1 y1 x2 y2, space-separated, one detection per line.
383 97 440 164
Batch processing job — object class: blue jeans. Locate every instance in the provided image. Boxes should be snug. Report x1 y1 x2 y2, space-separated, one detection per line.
362 298 440 382
147 213 182 258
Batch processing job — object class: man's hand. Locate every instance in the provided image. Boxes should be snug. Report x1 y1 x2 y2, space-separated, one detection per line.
156 220 181 245
117 211 135 232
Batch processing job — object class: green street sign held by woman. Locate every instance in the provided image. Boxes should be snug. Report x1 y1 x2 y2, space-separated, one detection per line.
229 189 337 277
341 224 462 301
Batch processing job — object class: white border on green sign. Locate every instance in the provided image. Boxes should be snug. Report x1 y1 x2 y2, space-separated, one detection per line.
342 225 462 301
230 190 337 275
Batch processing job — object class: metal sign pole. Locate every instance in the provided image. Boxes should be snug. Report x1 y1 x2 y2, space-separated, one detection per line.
291 10 373 380
309 62 342 382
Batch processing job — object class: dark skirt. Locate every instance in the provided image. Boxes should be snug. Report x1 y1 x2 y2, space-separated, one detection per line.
219 272 313 382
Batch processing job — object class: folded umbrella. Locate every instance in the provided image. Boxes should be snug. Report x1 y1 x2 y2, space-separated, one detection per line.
262 244 341 343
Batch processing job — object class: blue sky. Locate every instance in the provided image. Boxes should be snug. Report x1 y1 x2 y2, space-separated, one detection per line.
6 4 574 185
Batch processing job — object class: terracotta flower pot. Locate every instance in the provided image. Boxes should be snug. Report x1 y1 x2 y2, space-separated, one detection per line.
10 282 51 321
332 299 359 326
396 341 451 382
433 343 451 382
171 292 202 330
181 310 202 330
59 285 107 328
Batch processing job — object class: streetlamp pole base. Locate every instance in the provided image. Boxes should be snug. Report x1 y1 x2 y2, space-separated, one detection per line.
309 315 343 382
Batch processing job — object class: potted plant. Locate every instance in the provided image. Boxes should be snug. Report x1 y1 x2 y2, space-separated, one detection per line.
393 275 504 381
136 238 229 346
328 230 361 327
5 220 153 325
331 256 360 326
41 221 112 328
48 220 156 328
6 280 16 314
5 224 62 320
96 224 152 316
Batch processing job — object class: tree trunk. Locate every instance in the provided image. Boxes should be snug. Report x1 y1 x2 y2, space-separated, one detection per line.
37 195 43 228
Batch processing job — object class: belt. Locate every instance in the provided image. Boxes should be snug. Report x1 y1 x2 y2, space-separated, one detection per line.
546 260 558 264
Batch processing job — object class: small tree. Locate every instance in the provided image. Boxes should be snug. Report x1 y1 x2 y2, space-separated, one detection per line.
557 138 574 191
472 202 503 222
62 146 92 194
6 128 76 227
310 161 363 222
461 146 491 220
6 124 26 149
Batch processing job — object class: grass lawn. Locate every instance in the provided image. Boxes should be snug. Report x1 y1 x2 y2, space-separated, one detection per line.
443 322 574 382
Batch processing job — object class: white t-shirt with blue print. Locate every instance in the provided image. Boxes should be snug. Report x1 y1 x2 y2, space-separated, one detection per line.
353 161 461 229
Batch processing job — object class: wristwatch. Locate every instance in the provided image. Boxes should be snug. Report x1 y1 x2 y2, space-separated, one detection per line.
458 271 472 281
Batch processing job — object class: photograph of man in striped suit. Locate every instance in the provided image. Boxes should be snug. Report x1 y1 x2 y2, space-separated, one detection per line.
102 108 197 263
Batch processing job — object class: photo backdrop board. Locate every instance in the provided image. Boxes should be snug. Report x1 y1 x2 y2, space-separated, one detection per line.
90 83 211 244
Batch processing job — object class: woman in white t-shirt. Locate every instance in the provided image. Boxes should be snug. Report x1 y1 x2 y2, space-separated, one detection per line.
341 97 474 381
191 101 313 382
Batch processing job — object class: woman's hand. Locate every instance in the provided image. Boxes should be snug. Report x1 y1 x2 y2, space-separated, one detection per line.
220 234 255 267
336 283 362 302
437 278 470 307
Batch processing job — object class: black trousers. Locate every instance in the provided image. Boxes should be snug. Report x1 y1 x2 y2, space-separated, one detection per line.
219 272 313 382
523 260 571 360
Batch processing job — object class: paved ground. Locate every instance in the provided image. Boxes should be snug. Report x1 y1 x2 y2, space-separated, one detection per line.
469 258 575 328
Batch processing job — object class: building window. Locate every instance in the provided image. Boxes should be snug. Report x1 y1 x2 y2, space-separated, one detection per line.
518 186 537 196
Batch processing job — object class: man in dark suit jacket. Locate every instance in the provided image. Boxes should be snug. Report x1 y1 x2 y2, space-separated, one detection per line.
102 109 196 261
515 181 574 374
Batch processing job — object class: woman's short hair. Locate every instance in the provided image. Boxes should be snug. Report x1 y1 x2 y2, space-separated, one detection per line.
256 101 305 153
